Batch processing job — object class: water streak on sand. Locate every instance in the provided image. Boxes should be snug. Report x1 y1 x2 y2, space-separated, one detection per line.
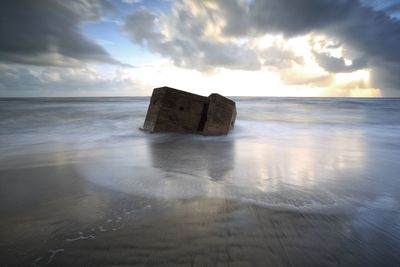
65 232 95 242
32 248 64 267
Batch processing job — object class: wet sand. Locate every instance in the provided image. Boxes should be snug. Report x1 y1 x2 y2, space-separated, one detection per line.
1 139 400 267
1 98 400 266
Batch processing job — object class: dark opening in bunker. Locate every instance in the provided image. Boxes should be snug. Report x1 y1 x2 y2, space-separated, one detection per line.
197 103 209 131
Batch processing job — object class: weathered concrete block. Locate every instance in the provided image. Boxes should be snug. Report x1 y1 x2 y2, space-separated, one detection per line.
143 86 236 135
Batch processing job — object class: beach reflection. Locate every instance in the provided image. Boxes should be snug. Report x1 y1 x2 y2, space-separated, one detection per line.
77 136 236 199
78 125 370 209
230 127 368 194
148 136 235 181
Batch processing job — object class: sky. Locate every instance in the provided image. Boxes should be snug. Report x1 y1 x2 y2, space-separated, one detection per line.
1 0 400 97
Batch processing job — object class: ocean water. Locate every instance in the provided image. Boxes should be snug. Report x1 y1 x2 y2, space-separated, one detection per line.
1 97 400 266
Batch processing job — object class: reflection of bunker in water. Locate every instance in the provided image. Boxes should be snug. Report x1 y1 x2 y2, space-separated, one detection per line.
148 137 235 181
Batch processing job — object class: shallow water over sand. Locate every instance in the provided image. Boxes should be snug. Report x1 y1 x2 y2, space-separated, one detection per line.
1 97 400 266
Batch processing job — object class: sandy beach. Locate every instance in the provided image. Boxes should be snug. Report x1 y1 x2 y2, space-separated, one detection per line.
2 0 400 265
1 97 400 266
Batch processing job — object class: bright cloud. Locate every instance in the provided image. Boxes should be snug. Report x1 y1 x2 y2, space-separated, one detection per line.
0 0 399 96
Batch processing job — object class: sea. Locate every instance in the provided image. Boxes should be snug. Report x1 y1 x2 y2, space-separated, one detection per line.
1 97 400 266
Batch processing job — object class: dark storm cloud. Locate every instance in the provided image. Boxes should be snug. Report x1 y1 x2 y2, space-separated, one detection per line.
246 0 352 36
222 0 400 62
0 0 119 66
313 52 367 73
370 61 400 96
236 0 400 92
124 0 400 93
384 2 400 13
243 0 400 91
228 0 400 69
361 0 400 18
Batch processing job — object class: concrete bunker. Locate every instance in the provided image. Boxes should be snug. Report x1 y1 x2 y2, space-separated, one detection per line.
142 86 236 135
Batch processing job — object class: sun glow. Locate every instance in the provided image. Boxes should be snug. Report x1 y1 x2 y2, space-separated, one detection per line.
335 69 370 85
324 69 381 97
117 60 381 97
115 31 381 97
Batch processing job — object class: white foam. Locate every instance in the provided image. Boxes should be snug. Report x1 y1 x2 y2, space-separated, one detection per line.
65 232 95 242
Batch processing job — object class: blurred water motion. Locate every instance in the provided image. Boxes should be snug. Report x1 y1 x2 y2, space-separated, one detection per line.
1 97 400 266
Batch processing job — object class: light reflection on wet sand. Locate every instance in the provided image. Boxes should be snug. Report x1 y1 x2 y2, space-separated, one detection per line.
1 98 400 266
1 133 399 266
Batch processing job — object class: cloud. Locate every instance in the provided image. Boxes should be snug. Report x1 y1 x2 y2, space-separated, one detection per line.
370 61 400 96
123 0 400 94
123 6 260 71
2 0 397 96
61 0 114 22
280 71 334 87
312 52 367 73
122 0 142 4
0 0 119 67
243 0 400 92
249 0 400 91
0 64 143 97
245 0 351 36
361 0 400 19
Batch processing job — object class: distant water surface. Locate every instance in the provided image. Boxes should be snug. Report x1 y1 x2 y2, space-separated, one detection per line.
1 97 400 266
